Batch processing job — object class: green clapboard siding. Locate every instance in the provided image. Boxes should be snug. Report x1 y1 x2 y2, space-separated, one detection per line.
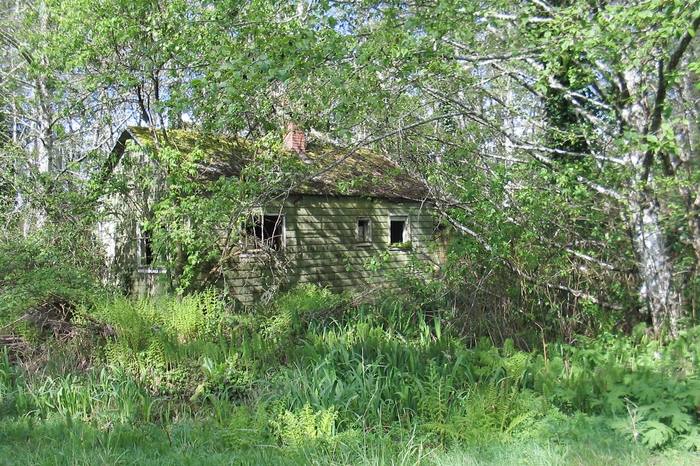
223 195 441 303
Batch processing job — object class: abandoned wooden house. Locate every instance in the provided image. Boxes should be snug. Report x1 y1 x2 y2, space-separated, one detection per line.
99 125 445 303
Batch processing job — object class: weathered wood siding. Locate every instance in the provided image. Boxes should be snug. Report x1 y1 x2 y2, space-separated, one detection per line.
224 195 441 303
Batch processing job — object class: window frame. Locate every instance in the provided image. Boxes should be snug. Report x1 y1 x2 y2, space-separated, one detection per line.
356 217 372 245
136 223 154 268
388 215 410 248
135 223 166 274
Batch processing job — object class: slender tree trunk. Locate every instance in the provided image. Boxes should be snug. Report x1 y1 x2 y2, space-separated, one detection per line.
688 192 700 263
629 186 683 335
35 0 57 172
35 77 55 170
620 67 685 336
21 0 55 234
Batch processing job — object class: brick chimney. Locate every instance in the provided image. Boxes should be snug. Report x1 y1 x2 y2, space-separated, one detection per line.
283 123 306 154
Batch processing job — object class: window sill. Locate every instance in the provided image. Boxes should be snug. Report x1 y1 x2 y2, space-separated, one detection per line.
355 242 373 247
136 267 167 274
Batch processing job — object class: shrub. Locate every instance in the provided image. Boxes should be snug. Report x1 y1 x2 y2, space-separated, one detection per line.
88 292 235 398
261 284 346 340
0 231 106 335
530 325 700 450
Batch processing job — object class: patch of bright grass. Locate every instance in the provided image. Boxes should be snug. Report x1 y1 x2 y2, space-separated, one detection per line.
1 416 698 466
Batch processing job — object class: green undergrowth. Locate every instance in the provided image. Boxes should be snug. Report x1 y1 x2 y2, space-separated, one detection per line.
1 415 696 466
1 285 699 464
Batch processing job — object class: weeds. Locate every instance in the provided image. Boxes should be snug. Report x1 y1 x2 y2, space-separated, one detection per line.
1 285 699 464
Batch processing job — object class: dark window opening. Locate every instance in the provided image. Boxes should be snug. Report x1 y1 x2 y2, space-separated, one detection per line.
144 235 154 265
390 218 406 244
357 218 371 243
244 214 284 250
263 215 284 250
244 218 263 247
138 229 154 267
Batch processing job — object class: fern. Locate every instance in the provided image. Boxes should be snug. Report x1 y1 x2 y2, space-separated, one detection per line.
677 429 700 451
271 404 338 447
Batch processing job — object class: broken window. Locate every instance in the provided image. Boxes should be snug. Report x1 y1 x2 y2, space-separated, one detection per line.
389 216 408 245
357 218 371 243
243 214 285 250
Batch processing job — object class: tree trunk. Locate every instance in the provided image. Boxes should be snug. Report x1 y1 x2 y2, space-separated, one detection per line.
629 190 683 335
621 67 685 336
35 0 57 172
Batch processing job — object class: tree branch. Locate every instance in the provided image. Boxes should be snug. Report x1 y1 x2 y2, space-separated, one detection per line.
642 13 700 180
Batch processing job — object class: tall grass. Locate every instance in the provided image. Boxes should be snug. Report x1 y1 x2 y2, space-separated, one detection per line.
1 286 699 464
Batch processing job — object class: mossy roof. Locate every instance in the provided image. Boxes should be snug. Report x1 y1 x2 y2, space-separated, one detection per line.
114 126 429 201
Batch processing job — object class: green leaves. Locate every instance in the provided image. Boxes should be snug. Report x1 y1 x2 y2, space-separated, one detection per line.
532 326 700 450
640 420 677 449
0 227 107 329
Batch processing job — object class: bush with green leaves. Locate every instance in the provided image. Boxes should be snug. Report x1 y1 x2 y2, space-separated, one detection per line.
530 324 700 450
87 291 237 397
0 229 106 332
260 284 347 341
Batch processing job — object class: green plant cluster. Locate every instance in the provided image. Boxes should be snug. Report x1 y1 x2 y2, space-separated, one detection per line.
1 285 700 464
0 229 107 338
532 326 700 450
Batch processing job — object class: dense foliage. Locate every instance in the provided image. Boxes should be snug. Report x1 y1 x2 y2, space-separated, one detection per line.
0 284 699 463
3 0 698 336
0 287 700 462
1 0 700 462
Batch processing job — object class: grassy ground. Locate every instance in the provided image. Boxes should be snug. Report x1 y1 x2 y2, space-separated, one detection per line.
1 416 698 465
2 289 700 465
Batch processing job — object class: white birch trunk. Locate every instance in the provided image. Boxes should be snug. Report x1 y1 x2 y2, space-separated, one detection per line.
21 0 54 234
681 43 700 262
35 0 56 173
629 191 683 335
622 70 684 335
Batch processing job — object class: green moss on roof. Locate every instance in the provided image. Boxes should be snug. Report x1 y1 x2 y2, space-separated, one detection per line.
121 126 428 200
